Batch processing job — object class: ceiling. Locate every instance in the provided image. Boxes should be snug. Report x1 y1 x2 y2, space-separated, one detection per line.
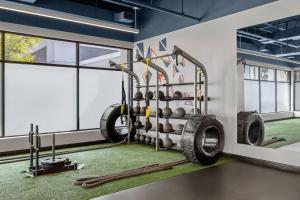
238 15 300 62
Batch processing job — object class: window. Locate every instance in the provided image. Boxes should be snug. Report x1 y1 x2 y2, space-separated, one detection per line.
0 31 130 137
79 44 128 68
277 70 290 82
79 69 128 129
5 33 76 65
244 80 259 111
244 65 259 80
260 68 275 81
260 82 275 113
295 71 300 82
243 65 291 113
295 71 300 111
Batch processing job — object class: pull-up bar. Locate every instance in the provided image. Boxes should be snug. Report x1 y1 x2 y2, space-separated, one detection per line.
109 60 141 87
172 45 208 115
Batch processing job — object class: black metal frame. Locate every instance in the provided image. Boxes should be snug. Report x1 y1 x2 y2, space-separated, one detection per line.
0 31 132 137
244 64 291 114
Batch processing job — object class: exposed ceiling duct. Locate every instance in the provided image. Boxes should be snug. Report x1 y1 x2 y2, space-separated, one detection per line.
109 0 202 21
238 30 300 48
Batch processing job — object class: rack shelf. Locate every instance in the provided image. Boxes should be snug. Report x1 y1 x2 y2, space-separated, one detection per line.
132 96 211 102
135 127 181 135
133 113 192 120
137 81 204 88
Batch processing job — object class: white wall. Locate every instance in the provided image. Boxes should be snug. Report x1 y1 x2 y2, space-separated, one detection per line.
134 0 300 167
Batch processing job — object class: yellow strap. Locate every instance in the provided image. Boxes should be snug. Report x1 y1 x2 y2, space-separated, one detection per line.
146 58 150 72
121 64 125 81
121 104 125 115
145 106 150 119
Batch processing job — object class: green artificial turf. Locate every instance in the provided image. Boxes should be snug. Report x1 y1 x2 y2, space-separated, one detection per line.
264 118 300 148
0 144 231 200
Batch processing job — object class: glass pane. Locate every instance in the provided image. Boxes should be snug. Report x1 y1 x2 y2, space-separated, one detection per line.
261 81 276 113
79 44 128 68
5 63 76 136
79 69 128 129
277 70 290 82
260 68 275 81
295 82 300 111
244 80 259 112
277 83 290 112
295 71 300 82
5 33 76 65
244 65 259 80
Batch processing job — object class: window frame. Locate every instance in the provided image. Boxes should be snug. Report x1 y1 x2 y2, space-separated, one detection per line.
0 30 132 137
243 64 291 114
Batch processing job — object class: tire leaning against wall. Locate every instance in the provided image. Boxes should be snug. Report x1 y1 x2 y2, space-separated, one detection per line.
182 114 225 166
100 104 136 143
237 111 264 146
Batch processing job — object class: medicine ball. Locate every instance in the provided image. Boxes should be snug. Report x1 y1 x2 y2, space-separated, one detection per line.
173 91 183 98
156 123 164 132
163 107 172 117
163 138 173 148
155 90 165 99
163 122 173 133
134 121 143 129
139 135 146 143
145 121 152 130
134 133 140 142
140 106 147 115
146 91 154 100
133 106 141 114
135 91 143 100
176 124 184 134
145 136 151 144
174 107 186 117
153 108 163 117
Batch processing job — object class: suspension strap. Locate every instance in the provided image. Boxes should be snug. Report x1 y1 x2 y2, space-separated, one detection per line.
145 58 151 132
120 64 127 125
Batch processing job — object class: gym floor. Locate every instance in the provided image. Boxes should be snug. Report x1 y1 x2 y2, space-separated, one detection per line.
0 144 231 200
93 160 300 200
264 118 300 148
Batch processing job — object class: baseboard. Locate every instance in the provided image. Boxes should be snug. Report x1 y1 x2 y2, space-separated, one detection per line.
261 112 294 122
0 129 105 154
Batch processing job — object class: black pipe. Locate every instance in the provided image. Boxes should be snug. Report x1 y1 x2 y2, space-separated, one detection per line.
35 125 39 176
52 133 55 161
29 124 34 168
120 0 202 22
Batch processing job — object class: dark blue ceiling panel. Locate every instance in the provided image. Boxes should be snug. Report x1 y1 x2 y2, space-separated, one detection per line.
134 0 276 41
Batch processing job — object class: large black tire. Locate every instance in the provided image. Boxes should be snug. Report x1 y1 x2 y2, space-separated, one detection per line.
100 104 136 143
182 114 225 166
237 111 264 146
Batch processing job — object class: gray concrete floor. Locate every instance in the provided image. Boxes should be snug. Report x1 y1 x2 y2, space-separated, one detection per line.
92 161 300 200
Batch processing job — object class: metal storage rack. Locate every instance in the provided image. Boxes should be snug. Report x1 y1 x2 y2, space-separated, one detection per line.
110 45 209 151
